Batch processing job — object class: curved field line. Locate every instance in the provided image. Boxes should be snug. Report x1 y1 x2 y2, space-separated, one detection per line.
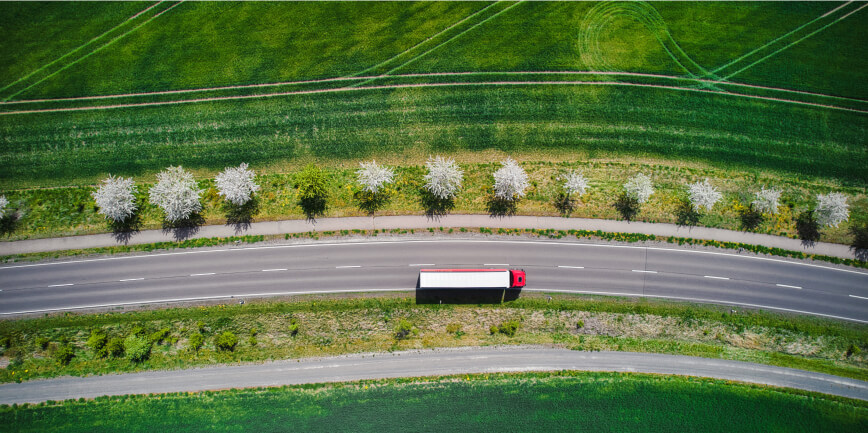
3 1 185 102
347 1 500 78
3 70 865 106
712 1 855 74
0 1 164 94
2 80 866 116
723 2 868 79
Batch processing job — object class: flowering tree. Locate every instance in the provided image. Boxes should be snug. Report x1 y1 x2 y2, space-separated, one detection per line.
624 173 654 204
687 178 722 212
424 156 464 199
356 160 395 194
561 170 589 197
215 163 260 206
752 187 781 215
493 158 529 201
92 175 137 222
149 166 203 223
815 192 849 228
0 195 8 219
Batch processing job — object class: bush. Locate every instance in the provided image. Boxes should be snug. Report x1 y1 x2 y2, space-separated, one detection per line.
491 320 521 337
248 336 258 347
288 318 299 337
124 335 152 363
87 329 108 358
35 337 50 350
188 333 204 352
576 320 585 330
446 323 462 334
107 337 125 358
52 344 75 366
394 319 417 340
149 328 171 345
215 331 238 352
846 343 861 358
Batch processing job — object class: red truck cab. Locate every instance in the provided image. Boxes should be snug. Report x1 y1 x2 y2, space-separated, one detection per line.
511 270 526 288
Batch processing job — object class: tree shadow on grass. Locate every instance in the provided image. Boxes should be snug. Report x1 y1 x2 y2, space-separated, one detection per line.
299 197 327 223
795 210 820 247
354 190 390 216
675 199 701 227
109 213 142 244
0 213 20 237
849 223 868 261
738 204 763 231
162 213 205 242
487 197 517 218
420 190 455 220
223 198 259 235
554 193 575 217
613 193 640 222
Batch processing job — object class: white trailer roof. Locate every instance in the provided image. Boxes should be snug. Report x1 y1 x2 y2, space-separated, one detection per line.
419 270 510 289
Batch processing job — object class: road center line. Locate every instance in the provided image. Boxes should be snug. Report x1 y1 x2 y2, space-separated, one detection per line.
47 283 74 287
849 295 868 301
118 278 144 282
558 266 585 269
776 284 802 290
704 275 730 280
632 270 657 274
336 266 361 269
189 273 216 277
261 268 287 272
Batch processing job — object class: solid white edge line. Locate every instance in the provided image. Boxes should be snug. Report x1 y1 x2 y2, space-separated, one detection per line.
335 265 361 269
47 283 73 287
484 264 509 266
849 295 868 301
118 278 144 282
704 275 730 280
1 239 866 277
261 269 287 272
409 264 435 266
776 284 802 289
189 273 215 277
524 289 868 324
558 266 585 269
0 289 413 316
631 270 657 274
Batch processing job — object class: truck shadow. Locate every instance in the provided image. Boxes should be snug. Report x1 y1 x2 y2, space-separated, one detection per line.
415 288 522 304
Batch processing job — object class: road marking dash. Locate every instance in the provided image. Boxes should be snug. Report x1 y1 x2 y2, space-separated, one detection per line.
336 265 361 269
849 295 868 301
776 284 802 289
118 278 144 282
704 275 730 280
409 264 435 266
190 273 215 277
631 270 657 274
48 283 74 287
558 266 585 269
484 264 509 266
261 268 287 272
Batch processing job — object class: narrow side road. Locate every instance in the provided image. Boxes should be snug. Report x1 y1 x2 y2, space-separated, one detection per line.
1 346 866 404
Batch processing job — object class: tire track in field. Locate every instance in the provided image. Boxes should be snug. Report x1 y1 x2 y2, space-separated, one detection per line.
2 1 185 102
0 1 164 95
2 79 865 116
3 71 864 107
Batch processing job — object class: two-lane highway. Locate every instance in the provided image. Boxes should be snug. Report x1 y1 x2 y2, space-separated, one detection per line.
1 239 866 322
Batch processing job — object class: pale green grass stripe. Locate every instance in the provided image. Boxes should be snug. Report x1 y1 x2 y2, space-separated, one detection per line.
3 1 185 102
723 2 868 80
0 1 164 95
3 70 865 106
348 1 500 78
2 79 866 116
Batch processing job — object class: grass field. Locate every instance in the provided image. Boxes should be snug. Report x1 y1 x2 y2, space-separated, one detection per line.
0 1 866 189
2 372 866 432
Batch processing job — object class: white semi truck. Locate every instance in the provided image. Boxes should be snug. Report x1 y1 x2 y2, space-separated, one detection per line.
418 269 526 289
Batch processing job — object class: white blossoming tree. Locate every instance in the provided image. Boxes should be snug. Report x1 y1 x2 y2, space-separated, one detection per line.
624 173 654 204
0 195 8 219
815 192 849 228
424 156 464 199
356 160 395 194
92 175 137 222
215 163 260 206
149 166 203 223
687 178 722 212
752 187 781 215
493 158 529 201
561 170 589 197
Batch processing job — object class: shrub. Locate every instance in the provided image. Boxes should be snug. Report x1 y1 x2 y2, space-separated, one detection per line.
0 195 8 219
107 337 125 358
576 320 585 330
288 318 300 337
846 343 861 358
188 333 204 352
0 336 10 349
87 329 108 358
248 336 258 347
492 320 521 337
215 331 238 352
53 344 75 366
394 319 417 340
124 335 152 363
446 323 462 334
35 337 50 350
149 328 171 345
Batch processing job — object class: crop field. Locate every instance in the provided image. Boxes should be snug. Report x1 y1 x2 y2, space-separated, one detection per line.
0 1 866 189
2 372 866 432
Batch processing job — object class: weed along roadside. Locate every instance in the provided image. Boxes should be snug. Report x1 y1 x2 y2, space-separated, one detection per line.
0 294 865 384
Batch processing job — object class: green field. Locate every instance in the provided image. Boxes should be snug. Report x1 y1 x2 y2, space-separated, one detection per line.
0 1 866 188
2 372 866 432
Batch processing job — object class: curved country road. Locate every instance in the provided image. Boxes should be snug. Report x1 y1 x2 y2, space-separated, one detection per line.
1 346 866 403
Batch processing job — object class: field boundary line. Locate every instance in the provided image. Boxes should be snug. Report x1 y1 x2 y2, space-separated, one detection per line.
0 1 164 95
723 2 868 80
4 70 865 106
2 79 866 116
3 1 185 102
347 2 500 78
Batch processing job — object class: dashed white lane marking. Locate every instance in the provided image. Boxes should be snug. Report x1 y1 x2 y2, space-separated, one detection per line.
335 266 361 269
850 295 868 301
409 264 435 266
190 273 215 277
118 278 144 282
558 266 585 269
261 269 287 272
704 275 730 280
776 284 802 290
632 270 657 274
484 264 509 266
47 283 73 287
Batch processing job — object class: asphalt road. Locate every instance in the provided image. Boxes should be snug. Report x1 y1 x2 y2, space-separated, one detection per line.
1 239 866 322
1 346 866 404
